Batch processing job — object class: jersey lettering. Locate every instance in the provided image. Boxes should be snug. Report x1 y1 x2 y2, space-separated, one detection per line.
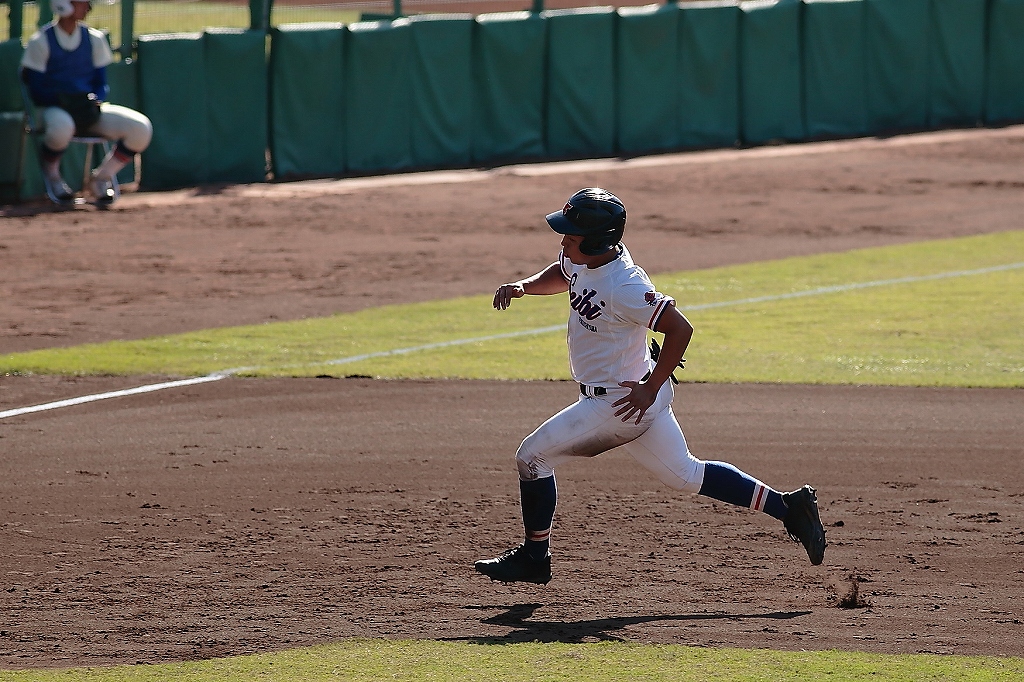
568 273 606 321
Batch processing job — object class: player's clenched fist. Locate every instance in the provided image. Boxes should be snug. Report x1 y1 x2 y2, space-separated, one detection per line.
493 283 525 310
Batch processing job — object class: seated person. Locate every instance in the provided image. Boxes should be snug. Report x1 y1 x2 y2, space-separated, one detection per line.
20 0 152 205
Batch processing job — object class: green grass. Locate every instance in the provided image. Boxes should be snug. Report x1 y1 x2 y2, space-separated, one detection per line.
0 291 568 377
665 252 1024 387
8 2 363 46
1 641 1022 681
2 231 1022 387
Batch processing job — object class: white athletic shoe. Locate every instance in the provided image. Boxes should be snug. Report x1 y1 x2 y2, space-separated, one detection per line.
90 173 117 207
42 172 74 205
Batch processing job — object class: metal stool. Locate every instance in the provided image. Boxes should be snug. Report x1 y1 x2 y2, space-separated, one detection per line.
72 135 119 205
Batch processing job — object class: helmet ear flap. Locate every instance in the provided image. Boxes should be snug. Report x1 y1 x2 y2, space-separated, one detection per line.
579 218 625 255
578 240 608 256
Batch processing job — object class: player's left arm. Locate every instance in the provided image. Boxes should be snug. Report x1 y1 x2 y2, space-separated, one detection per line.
614 304 693 424
90 65 109 102
89 28 114 101
648 304 692 387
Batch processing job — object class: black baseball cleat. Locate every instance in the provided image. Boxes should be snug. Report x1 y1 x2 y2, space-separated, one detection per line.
475 544 551 585
783 485 826 566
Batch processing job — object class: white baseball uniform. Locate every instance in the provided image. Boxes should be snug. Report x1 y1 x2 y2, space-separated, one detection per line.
515 244 706 493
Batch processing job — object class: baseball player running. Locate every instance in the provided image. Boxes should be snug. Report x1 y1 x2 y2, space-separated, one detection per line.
475 188 825 585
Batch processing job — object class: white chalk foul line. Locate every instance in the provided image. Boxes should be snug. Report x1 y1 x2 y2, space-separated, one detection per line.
0 374 229 420
2 261 1021 420
676 261 1024 312
320 325 567 366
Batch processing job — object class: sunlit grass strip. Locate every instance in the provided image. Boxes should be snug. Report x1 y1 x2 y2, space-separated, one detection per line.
1 231 1021 387
10 2 362 45
0 640 1022 681
675 265 1024 387
0 293 567 377
654 230 1024 305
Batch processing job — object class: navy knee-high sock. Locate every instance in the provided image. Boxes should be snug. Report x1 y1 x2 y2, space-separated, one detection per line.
520 475 556 560
698 461 788 520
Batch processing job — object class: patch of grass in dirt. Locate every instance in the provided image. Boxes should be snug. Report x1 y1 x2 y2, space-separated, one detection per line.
1 641 1023 681
1 231 1021 387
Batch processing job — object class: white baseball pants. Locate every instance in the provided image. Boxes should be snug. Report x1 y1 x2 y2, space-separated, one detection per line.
42 102 153 154
516 381 706 493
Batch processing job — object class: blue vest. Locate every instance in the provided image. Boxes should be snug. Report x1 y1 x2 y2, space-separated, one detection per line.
46 24 94 92
30 24 96 106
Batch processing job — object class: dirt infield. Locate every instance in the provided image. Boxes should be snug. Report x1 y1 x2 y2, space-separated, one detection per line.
1 128 1023 668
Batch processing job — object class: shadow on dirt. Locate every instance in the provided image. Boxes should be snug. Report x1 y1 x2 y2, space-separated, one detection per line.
451 603 812 643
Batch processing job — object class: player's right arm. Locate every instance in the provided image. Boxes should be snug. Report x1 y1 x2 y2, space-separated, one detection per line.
20 32 52 106
493 261 568 310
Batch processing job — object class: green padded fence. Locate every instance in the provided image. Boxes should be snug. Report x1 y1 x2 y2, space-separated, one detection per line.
865 0 930 132
616 4 680 155
542 7 616 159
986 0 1024 124
5 0 1024 201
346 19 413 174
106 59 140 112
802 0 867 138
0 109 22 194
0 39 22 114
0 109 23 200
472 11 546 164
678 0 741 148
138 31 266 189
409 14 474 168
929 0 986 127
205 29 267 183
740 0 804 145
137 34 208 189
269 23 345 179
0 39 23 202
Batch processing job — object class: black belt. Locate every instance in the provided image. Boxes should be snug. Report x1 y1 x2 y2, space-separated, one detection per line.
580 371 650 398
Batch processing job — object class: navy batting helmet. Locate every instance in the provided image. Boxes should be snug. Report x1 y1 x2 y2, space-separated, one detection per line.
545 188 626 256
